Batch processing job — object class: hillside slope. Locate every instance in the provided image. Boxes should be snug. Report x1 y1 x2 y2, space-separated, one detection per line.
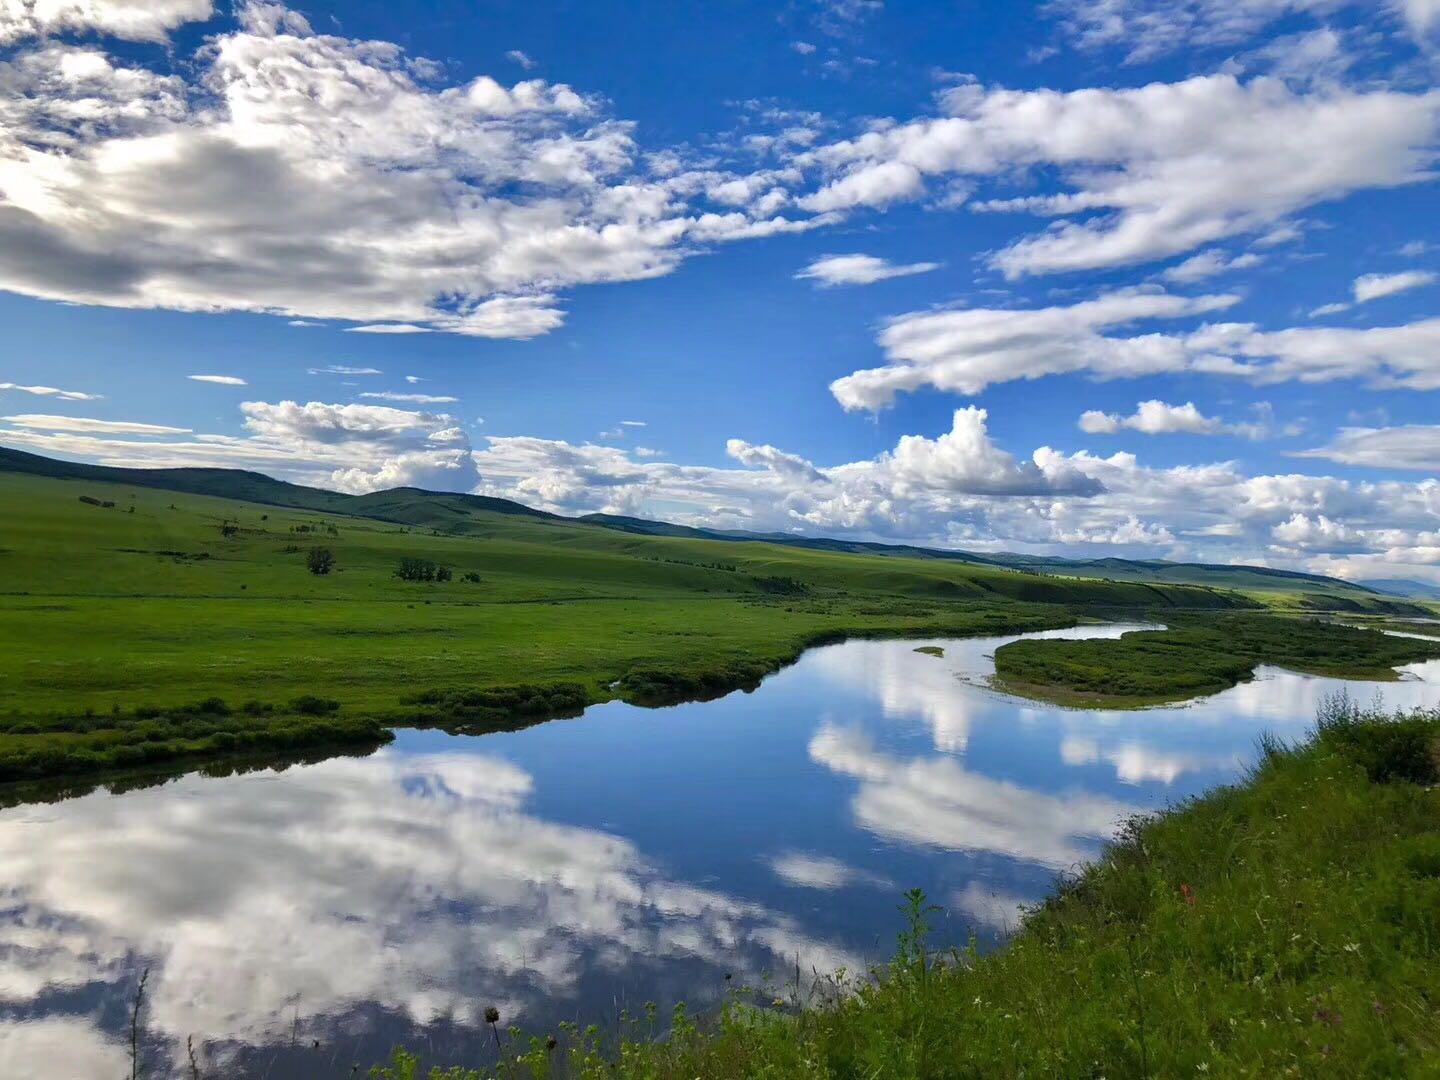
1 445 1402 608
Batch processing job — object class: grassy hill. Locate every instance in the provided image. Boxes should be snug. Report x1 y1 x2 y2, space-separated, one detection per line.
0 465 1251 721
1 448 1432 782
2 446 1407 611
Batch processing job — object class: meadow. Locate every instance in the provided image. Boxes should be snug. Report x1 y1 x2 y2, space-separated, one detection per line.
0 463 1433 781
993 615 1440 705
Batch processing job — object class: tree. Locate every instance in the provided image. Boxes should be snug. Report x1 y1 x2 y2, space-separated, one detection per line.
306 547 335 575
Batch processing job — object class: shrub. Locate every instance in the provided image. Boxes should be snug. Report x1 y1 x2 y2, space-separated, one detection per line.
396 557 440 582
461 572 482 584
289 694 340 716
306 547 336 576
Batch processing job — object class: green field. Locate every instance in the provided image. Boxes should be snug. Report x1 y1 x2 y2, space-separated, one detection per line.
993 616 1440 706
395 698 1440 1079
1 459 1433 782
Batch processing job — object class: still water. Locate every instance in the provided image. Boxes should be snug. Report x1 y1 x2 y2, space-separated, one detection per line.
2 625 1438 1077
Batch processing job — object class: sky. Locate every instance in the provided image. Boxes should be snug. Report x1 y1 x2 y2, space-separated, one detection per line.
0 0 1438 584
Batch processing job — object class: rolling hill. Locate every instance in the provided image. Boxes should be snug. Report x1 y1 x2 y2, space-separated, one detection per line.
0 444 1417 610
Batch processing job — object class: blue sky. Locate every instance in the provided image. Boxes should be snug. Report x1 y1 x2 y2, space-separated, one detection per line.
1 0 1438 581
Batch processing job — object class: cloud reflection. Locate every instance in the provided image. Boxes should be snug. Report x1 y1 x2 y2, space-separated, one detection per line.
0 750 859 1073
809 724 1138 870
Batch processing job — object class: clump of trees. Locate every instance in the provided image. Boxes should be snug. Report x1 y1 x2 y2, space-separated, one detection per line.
78 495 115 509
307 547 335 575
396 557 451 582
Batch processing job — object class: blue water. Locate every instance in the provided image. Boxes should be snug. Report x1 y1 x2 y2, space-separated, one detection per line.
0 624 1437 1078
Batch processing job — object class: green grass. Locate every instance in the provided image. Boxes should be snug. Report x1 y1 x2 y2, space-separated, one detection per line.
378 699 1440 1079
992 614 1440 705
0 469 1243 721
1 467 1430 779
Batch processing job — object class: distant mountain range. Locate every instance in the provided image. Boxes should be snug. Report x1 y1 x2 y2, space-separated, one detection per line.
1 444 1423 605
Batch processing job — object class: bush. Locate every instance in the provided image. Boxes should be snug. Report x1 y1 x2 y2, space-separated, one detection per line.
306 546 336 575
289 694 340 716
396 557 449 582
1315 691 1440 784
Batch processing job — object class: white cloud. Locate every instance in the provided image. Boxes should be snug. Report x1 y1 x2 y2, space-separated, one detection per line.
1271 511 1367 552
506 49 537 69
619 420 646 427
1308 301 1351 317
345 324 434 335
0 6 822 336
796 253 941 286
1080 400 1220 435
837 290 1440 408
1394 0 1440 37
1049 1 1345 60
359 392 460 404
0 0 213 44
798 75 1440 276
1161 249 1262 284
791 40 818 54
0 413 190 435
1294 424 1440 470
308 365 383 376
833 288 1238 409
188 374 247 386
1079 399 1279 439
0 381 101 400
1353 270 1436 303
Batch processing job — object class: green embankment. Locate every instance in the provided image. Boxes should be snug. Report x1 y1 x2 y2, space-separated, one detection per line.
993 615 1440 706
381 699 1440 1078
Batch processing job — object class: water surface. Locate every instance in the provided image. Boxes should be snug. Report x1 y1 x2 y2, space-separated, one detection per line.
1 624 1437 1077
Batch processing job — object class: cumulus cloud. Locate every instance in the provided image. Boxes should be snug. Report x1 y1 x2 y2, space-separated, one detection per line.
1079 399 1282 439
1353 270 1436 303
0 0 213 44
0 381 101 400
0 5 823 336
795 253 941 286
797 75 1440 276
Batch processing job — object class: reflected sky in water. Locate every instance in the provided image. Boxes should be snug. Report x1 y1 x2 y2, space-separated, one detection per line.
1 625 1437 1077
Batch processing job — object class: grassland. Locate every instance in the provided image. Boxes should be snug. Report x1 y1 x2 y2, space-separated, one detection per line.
0 463 1429 781
0 467 1248 778
380 698 1440 1078
992 615 1440 706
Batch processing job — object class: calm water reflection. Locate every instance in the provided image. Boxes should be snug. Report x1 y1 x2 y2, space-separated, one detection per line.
1 625 1438 1077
